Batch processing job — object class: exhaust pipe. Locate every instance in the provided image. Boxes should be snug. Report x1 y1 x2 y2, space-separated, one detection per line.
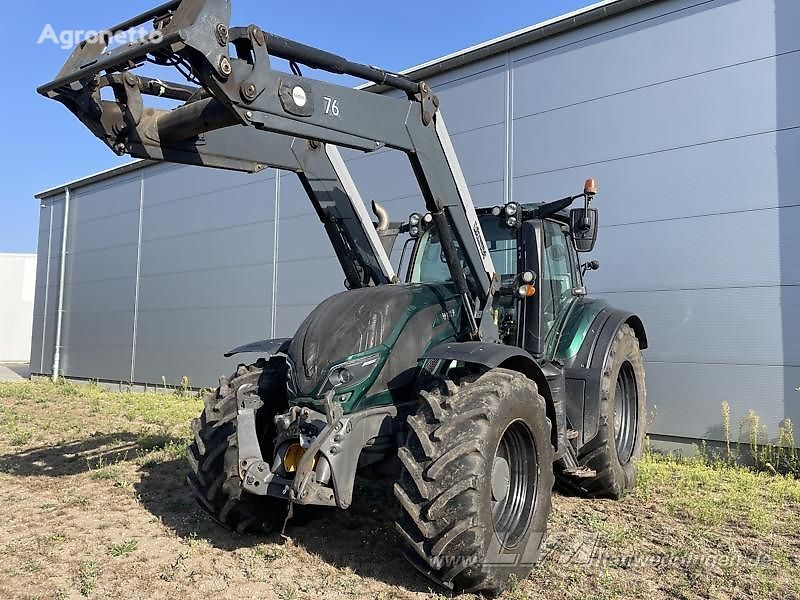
371 200 389 231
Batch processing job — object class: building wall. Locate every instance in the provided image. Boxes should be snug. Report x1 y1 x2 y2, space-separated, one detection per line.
32 0 799 443
0 253 36 362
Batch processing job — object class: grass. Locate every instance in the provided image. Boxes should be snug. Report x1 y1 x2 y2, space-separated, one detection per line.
0 379 798 599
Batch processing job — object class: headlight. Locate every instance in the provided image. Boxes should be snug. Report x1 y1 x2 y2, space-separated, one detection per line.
322 353 381 395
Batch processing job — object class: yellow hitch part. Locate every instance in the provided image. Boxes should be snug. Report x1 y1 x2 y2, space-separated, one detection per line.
283 443 316 473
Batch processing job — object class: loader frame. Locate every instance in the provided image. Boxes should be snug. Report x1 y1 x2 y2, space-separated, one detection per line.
38 0 500 339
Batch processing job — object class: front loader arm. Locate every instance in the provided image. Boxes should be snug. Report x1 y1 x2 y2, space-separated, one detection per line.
38 0 499 338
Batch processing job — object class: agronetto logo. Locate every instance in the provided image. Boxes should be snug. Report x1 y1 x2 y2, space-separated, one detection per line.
37 24 163 50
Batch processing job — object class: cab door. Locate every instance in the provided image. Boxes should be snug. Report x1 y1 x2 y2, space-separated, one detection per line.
521 219 582 358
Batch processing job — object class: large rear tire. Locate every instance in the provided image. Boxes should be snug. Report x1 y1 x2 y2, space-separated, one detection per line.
559 324 646 498
186 357 288 533
394 368 554 595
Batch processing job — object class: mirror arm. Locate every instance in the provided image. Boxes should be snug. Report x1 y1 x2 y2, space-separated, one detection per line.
536 195 579 219
581 192 595 230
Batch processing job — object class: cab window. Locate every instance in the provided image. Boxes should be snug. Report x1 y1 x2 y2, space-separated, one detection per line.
540 220 576 342
410 217 516 284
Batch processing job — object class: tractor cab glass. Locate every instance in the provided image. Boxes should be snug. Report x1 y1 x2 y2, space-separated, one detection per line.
410 216 517 284
410 215 520 343
540 220 580 346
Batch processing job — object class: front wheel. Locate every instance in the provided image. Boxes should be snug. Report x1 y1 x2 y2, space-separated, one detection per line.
186 358 289 533
394 368 554 595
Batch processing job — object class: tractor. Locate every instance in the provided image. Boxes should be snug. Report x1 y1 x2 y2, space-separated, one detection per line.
39 0 647 593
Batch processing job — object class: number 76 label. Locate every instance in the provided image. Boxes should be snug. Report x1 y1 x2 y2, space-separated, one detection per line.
323 96 340 117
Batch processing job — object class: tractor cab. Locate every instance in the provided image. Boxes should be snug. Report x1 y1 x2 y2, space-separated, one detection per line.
406 179 600 357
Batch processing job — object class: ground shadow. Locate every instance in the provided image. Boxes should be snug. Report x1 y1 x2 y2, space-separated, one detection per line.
1 363 31 378
135 458 433 592
0 432 174 477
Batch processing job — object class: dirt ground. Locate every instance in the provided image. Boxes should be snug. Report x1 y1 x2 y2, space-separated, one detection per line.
0 380 798 600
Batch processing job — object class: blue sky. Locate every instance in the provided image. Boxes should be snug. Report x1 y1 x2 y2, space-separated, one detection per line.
0 0 592 253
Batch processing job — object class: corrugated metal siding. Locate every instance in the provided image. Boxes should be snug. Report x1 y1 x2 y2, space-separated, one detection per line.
29 0 799 442
509 0 799 439
134 164 278 386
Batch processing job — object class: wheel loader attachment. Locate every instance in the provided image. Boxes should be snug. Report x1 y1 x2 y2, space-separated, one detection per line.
38 0 499 338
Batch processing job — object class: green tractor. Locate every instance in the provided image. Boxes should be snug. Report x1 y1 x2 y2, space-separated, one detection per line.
39 0 647 594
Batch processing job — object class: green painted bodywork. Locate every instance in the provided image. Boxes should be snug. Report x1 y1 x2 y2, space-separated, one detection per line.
286 210 609 416
552 297 609 361
286 282 463 414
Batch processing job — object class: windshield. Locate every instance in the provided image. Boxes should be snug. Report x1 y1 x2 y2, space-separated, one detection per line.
410 216 516 284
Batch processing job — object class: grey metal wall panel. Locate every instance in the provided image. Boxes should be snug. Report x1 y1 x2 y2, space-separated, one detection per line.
590 206 799 292
133 164 277 387
141 165 276 240
515 129 799 223
36 198 65 375
644 362 800 441
512 52 798 178
273 304 321 339
507 0 798 441
601 287 799 366
341 150 419 212
511 0 795 116
29 202 54 373
68 177 140 228
60 178 140 381
273 175 342 336
134 306 271 386
428 57 507 134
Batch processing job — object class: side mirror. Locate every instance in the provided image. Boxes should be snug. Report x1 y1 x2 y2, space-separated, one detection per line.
570 207 598 252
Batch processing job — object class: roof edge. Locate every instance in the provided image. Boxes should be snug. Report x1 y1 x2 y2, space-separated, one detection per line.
359 0 661 92
35 159 155 200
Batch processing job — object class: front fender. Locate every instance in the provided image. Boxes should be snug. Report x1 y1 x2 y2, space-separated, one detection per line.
422 341 561 450
223 337 291 358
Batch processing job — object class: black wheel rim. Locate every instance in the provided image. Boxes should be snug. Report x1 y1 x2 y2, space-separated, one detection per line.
613 361 638 464
490 420 538 549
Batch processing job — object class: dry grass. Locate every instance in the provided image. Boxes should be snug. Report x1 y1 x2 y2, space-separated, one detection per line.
0 379 798 599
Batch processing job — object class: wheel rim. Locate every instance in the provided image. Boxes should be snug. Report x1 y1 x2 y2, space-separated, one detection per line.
613 361 638 464
491 420 538 549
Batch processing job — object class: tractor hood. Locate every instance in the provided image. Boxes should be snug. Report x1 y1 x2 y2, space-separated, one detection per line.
286 283 463 412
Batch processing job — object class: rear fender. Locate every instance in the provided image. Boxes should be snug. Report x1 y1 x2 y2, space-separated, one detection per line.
563 309 647 446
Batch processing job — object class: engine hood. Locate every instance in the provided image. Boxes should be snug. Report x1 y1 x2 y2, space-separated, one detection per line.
287 283 462 406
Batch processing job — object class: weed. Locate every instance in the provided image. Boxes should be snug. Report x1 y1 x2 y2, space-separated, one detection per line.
721 400 732 462
107 539 138 557
174 376 192 397
159 551 189 582
9 426 33 446
278 586 298 600
76 560 100 597
22 558 42 572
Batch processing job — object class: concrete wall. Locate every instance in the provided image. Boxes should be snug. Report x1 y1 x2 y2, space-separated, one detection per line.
0 253 36 362
31 0 799 444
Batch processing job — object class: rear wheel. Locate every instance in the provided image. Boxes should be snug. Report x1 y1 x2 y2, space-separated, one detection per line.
559 324 646 498
186 357 288 533
394 368 554 595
